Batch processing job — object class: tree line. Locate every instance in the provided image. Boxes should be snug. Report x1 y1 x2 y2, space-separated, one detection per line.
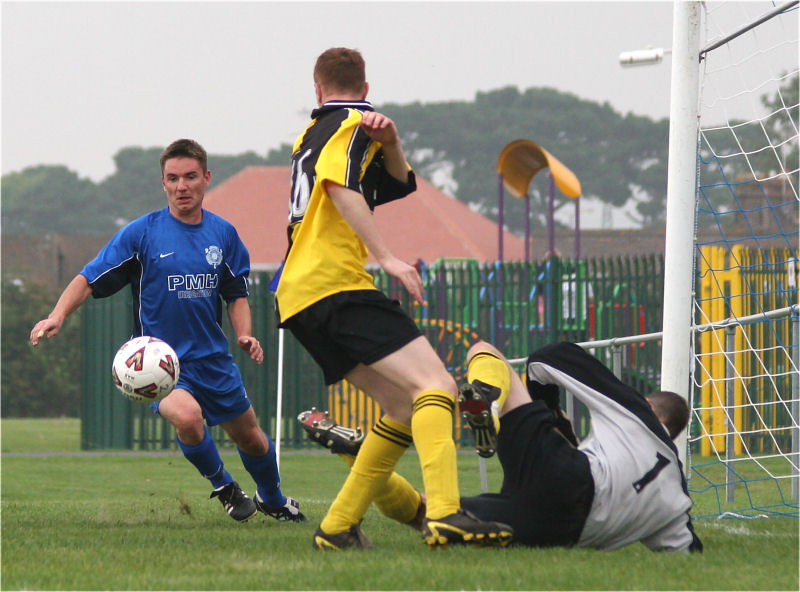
3 84 676 239
6 78 794 238
8 76 794 241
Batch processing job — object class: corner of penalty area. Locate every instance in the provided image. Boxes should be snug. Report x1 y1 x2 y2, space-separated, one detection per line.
496 139 582 262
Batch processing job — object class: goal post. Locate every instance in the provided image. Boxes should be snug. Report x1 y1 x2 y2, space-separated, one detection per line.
666 0 799 517
660 0 703 470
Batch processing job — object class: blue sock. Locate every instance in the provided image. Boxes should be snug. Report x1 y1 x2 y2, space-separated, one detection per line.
238 434 286 507
177 426 232 489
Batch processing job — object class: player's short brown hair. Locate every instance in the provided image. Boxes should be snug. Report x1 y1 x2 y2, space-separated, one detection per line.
646 390 689 439
159 139 208 173
314 47 366 94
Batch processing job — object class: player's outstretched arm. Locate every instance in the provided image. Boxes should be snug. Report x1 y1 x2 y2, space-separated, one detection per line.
30 274 92 346
327 180 423 303
226 297 263 364
527 341 630 390
527 341 655 428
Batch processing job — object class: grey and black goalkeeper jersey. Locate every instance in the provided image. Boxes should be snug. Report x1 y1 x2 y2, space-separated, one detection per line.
527 343 702 551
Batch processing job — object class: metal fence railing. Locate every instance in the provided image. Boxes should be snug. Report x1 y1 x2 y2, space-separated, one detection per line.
80 255 665 450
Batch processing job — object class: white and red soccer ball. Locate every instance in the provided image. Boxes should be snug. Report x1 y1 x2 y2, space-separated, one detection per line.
112 336 179 403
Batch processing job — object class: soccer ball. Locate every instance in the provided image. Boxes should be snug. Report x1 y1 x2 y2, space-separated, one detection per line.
112 336 180 403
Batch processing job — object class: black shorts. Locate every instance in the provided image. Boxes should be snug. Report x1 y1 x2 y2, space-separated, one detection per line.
283 290 422 385
460 400 594 547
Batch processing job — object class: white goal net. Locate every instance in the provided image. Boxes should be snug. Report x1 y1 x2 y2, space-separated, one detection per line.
688 0 799 517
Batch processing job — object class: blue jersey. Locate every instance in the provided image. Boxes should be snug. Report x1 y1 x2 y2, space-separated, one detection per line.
81 208 250 362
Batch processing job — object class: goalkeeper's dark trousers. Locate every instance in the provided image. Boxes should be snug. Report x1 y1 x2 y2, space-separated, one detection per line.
460 400 594 547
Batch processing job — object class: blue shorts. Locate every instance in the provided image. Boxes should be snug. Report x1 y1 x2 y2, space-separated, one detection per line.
150 355 251 426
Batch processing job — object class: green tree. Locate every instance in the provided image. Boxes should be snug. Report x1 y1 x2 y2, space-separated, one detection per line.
96 146 164 228
761 72 799 177
96 147 272 229
380 86 671 231
1 276 81 417
697 72 798 221
1 166 110 234
266 144 293 164
208 150 270 184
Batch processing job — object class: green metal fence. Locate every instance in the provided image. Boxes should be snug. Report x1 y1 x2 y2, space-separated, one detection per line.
80 255 664 450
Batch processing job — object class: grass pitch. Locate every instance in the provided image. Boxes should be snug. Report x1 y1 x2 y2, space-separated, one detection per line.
2 418 798 591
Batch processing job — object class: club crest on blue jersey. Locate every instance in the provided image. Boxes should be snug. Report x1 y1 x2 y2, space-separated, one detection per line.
205 246 223 268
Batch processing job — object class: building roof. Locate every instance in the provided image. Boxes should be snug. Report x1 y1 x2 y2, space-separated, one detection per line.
203 166 526 267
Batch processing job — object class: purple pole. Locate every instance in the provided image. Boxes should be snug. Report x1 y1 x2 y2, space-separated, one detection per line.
498 173 504 262
548 173 555 255
575 197 581 259
525 194 531 263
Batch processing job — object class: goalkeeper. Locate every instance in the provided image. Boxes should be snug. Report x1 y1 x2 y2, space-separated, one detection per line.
301 340 703 552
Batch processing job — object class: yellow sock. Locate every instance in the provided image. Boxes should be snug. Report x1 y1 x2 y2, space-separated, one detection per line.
411 389 460 520
374 474 423 524
320 416 412 534
467 352 511 427
335 454 422 524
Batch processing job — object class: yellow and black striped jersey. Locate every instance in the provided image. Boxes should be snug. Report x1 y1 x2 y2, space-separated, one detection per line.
276 101 416 322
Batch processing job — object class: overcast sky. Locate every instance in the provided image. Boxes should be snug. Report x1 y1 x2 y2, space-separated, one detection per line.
2 1 797 184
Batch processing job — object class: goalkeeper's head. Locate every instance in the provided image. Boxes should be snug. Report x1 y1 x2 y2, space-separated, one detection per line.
646 391 689 440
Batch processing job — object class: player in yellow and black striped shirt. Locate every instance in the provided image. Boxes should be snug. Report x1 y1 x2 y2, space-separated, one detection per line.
275 47 513 549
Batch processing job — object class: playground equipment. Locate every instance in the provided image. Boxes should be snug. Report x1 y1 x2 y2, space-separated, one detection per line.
496 139 582 261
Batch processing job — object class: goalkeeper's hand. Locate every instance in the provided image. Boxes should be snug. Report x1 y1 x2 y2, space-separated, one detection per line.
526 379 560 411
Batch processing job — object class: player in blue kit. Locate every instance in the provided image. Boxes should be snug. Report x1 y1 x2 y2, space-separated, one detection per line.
30 139 305 524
